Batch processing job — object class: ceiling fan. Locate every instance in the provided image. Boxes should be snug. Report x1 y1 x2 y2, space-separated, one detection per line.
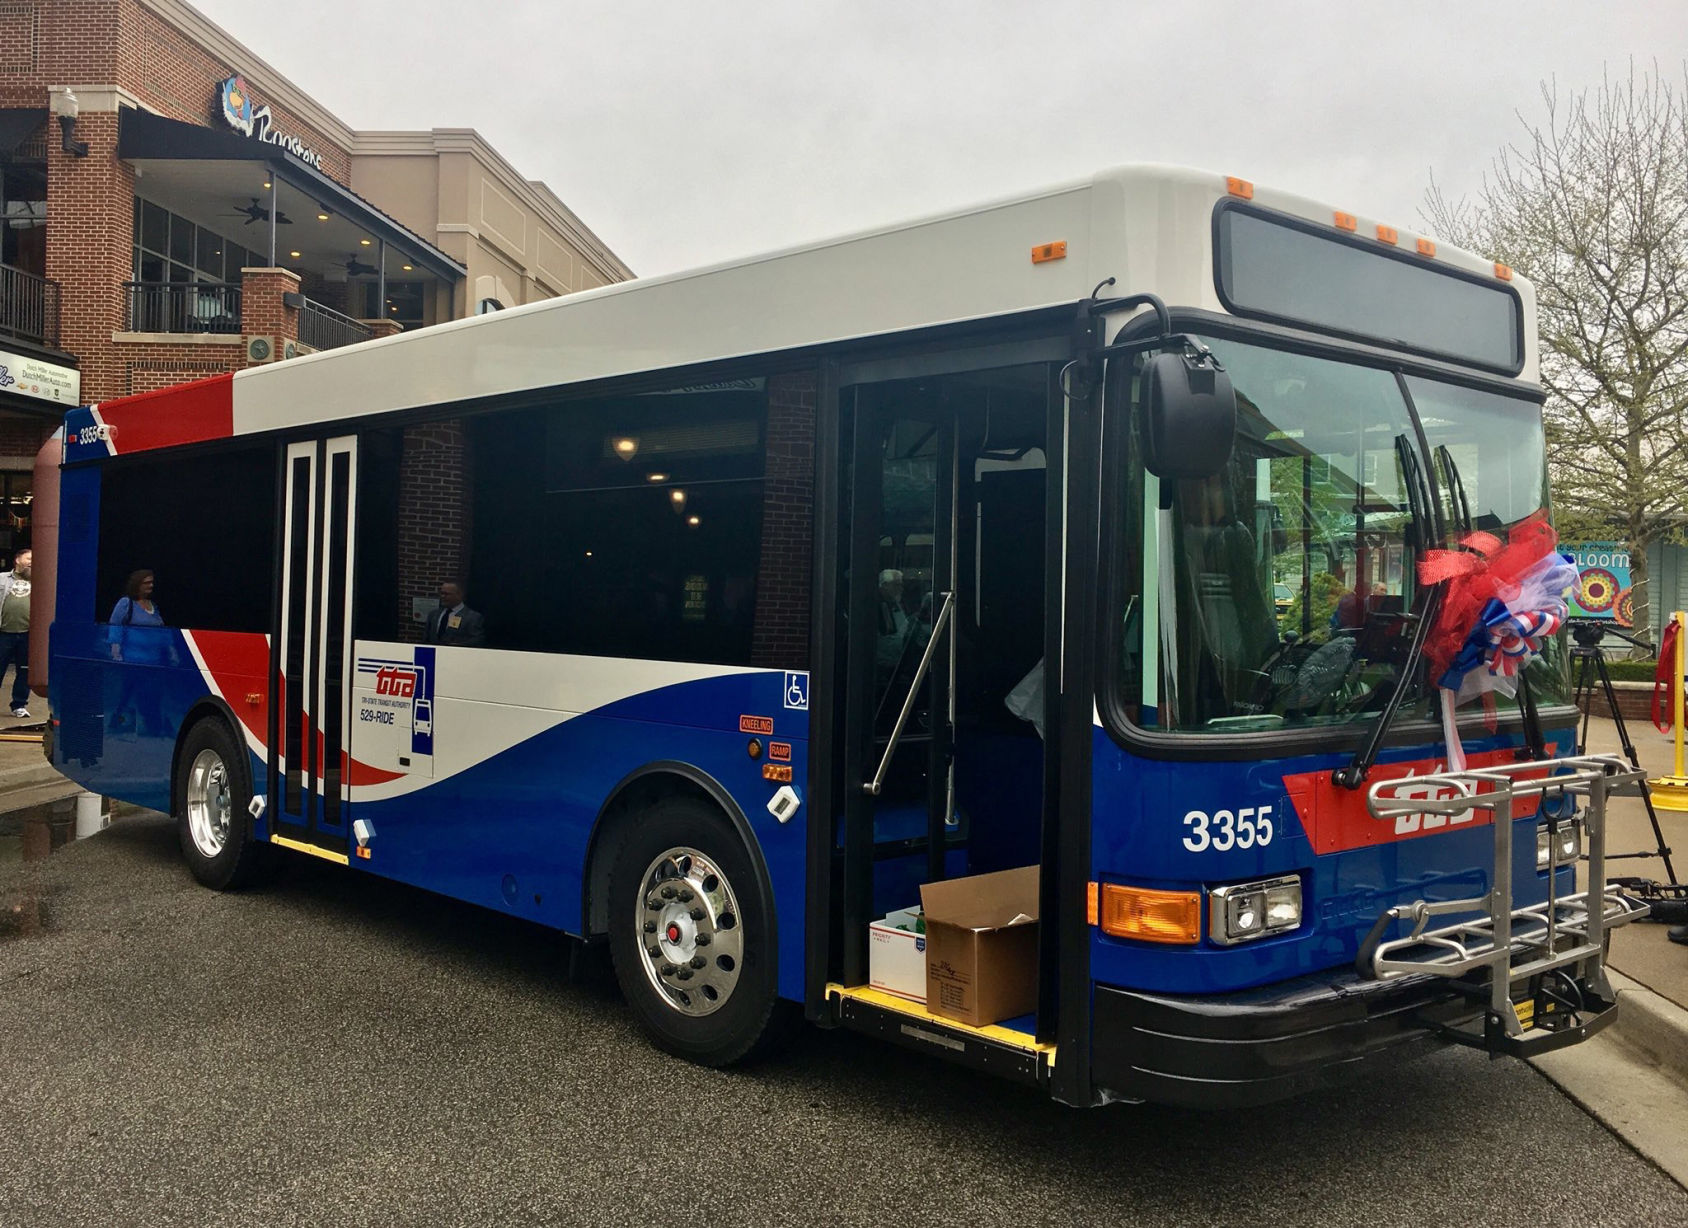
228 198 293 226
343 253 379 277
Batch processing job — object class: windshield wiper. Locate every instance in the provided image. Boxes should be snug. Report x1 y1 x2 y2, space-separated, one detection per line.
1332 433 1441 790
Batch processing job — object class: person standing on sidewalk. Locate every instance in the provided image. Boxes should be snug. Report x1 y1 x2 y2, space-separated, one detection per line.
0 549 33 718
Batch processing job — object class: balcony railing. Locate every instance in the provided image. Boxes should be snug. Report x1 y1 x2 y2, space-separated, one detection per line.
123 282 241 335
297 297 373 352
0 264 61 349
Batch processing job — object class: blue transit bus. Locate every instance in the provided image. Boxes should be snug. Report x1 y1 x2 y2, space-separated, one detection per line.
43 165 1644 1107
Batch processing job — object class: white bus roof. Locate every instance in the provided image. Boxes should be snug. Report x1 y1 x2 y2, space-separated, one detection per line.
112 164 1542 444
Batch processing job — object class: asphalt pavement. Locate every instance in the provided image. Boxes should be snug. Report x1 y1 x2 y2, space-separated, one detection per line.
4 799 1688 1227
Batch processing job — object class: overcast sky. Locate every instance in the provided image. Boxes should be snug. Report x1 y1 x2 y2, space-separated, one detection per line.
186 0 1688 277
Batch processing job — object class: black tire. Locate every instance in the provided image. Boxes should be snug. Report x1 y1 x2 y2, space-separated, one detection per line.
607 796 780 1067
174 717 270 890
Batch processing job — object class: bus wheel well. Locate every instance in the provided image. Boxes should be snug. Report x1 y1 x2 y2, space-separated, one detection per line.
583 769 740 939
170 700 247 817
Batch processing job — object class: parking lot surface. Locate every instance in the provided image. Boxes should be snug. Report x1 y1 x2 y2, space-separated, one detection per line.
3 812 1685 1228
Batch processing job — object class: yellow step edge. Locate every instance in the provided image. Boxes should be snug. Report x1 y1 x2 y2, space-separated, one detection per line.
827 982 1056 1064
269 833 350 865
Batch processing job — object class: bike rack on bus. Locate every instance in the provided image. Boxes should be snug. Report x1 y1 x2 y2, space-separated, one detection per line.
1358 753 1650 1055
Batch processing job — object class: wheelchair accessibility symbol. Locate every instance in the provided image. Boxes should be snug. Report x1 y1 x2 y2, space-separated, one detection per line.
784 671 809 711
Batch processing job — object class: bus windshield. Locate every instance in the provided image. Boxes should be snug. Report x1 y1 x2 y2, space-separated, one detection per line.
1118 336 1556 735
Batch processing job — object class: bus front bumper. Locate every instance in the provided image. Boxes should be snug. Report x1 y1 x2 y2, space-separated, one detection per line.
1091 970 1490 1109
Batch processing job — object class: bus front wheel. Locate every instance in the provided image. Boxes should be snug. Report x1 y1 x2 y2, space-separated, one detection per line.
174 718 269 891
607 797 779 1067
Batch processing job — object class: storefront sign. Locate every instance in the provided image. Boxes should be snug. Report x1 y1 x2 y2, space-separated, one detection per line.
0 349 80 407
218 75 324 170
1568 541 1634 625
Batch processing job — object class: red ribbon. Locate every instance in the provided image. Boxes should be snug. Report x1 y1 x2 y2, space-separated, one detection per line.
1655 619 1682 733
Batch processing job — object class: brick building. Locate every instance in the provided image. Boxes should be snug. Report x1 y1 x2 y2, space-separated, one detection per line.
0 0 632 560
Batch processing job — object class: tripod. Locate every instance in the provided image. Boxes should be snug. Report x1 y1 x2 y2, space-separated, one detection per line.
1571 620 1679 894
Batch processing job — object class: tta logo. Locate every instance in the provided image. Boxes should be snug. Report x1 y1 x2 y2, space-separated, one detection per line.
0 366 14 390
374 666 417 698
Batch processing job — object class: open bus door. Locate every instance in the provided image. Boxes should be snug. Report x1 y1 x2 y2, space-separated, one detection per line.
837 386 959 987
815 340 1090 1098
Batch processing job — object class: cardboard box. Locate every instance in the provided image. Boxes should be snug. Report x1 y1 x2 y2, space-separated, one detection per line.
868 907 926 1002
919 865 1039 1027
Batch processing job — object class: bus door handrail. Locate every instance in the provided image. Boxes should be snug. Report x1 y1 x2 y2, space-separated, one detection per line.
865 591 955 797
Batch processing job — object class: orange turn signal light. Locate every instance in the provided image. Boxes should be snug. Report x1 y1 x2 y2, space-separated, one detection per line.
1225 176 1254 200
1376 224 1398 245
1494 261 1513 281
1094 883 1202 944
1333 211 1357 232
1416 237 1437 258
1031 240 1067 264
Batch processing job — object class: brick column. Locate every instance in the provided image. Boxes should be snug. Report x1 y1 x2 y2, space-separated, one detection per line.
361 319 403 340
751 371 816 668
238 267 301 359
43 111 133 404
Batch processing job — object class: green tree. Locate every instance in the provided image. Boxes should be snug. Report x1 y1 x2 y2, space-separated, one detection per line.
1423 64 1688 645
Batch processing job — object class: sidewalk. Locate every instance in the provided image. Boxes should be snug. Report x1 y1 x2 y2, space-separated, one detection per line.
1579 714 1688 1010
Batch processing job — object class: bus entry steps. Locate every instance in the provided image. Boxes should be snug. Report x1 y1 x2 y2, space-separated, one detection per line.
1359 754 1650 1057
825 983 1054 1086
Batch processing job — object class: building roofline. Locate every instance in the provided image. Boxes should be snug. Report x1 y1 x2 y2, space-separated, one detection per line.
351 128 633 281
140 0 358 151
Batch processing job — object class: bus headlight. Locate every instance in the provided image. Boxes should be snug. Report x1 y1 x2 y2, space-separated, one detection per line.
1537 820 1582 869
1210 875 1302 946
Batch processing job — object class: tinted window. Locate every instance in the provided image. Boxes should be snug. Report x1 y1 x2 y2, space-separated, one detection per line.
1216 206 1522 372
96 446 276 631
353 374 816 668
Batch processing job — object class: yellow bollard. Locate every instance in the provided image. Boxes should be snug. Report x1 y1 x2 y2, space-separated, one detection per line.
1650 610 1688 812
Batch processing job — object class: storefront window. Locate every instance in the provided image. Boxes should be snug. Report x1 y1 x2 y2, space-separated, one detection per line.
1 165 47 275
363 280 427 329
132 197 251 285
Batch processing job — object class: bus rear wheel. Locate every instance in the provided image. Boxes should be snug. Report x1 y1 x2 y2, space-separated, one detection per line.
174 717 269 891
607 797 779 1067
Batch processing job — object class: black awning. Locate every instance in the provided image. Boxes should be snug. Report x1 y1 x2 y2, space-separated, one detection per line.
0 109 46 158
118 108 464 282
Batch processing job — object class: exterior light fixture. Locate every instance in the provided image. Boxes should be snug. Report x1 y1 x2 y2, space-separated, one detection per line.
317 213 330 221
401 264 413 271
289 250 301 258
611 436 639 460
686 515 701 527
646 472 668 482
360 238 372 246
48 89 88 157
669 488 687 512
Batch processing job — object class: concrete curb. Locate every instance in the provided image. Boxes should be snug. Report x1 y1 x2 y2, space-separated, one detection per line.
1609 969 1688 1083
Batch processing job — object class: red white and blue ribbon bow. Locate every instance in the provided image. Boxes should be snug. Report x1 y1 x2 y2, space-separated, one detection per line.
1419 513 1574 770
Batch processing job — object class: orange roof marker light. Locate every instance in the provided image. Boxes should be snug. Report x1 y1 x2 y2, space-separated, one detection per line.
1031 240 1067 265
1225 176 1254 200
1376 224 1399 246
1416 237 1437 258
1096 882 1202 944
1494 262 1514 281
1333 211 1357 232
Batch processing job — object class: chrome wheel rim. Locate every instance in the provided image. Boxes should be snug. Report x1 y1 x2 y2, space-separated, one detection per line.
634 846 745 1017
186 748 232 859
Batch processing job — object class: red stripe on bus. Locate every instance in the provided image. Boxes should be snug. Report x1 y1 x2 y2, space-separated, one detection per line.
98 373 234 455
1282 742 1558 855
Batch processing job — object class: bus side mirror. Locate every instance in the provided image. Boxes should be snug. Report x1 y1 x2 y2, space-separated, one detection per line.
1141 349 1237 480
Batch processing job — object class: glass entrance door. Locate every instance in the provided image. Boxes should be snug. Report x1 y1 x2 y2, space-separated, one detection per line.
269 436 357 855
838 384 959 983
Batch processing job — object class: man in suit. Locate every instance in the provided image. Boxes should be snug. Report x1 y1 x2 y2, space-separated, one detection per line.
427 580 486 647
